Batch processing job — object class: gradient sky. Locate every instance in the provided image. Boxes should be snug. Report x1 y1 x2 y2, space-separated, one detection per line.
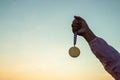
0 0 120 80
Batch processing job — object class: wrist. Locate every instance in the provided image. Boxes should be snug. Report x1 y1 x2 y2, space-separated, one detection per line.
82 29 96 43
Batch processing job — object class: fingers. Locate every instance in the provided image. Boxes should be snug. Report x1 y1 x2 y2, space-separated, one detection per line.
74 16 84 21
72 24 81 32
71 16 89 36
72 18 82 26
73 16 84 25
74 16 80 20
72 26 78 32
72 16 82 33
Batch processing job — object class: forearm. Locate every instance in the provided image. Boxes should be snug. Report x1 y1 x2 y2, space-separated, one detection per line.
83 29 120 63
82 28 120 79
89 37 120 80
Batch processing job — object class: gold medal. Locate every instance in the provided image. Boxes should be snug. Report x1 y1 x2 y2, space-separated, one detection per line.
69 32 80 58
69 46 80 57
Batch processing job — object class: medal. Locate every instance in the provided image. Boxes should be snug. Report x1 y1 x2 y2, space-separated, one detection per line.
69 33 80 58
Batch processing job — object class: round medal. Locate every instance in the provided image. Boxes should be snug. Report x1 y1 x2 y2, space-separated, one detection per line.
69 46 80 58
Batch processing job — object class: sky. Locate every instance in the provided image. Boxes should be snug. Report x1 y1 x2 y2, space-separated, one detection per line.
0 0 120 80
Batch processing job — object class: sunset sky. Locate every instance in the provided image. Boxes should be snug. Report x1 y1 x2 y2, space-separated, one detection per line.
0 0 120 80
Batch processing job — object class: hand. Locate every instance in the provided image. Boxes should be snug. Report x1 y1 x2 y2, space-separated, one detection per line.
72 16 96 42
72 16 90 36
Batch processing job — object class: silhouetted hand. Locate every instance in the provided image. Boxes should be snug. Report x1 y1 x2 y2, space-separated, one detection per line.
72 16 90 36
72 16 96 42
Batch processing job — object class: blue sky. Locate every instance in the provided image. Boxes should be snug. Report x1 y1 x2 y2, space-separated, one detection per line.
0 0 120 80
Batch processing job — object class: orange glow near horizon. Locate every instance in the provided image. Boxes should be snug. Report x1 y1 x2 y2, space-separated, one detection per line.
0 71 113 80
0 63 113 80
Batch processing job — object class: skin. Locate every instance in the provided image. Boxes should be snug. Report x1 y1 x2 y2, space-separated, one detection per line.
72 16 96 43
72 16 120 80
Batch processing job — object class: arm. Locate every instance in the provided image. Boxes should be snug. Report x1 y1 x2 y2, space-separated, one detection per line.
72 16 120 80
89 37 120 80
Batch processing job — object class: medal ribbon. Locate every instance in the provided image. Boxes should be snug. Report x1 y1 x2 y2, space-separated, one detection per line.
74 32 77 46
